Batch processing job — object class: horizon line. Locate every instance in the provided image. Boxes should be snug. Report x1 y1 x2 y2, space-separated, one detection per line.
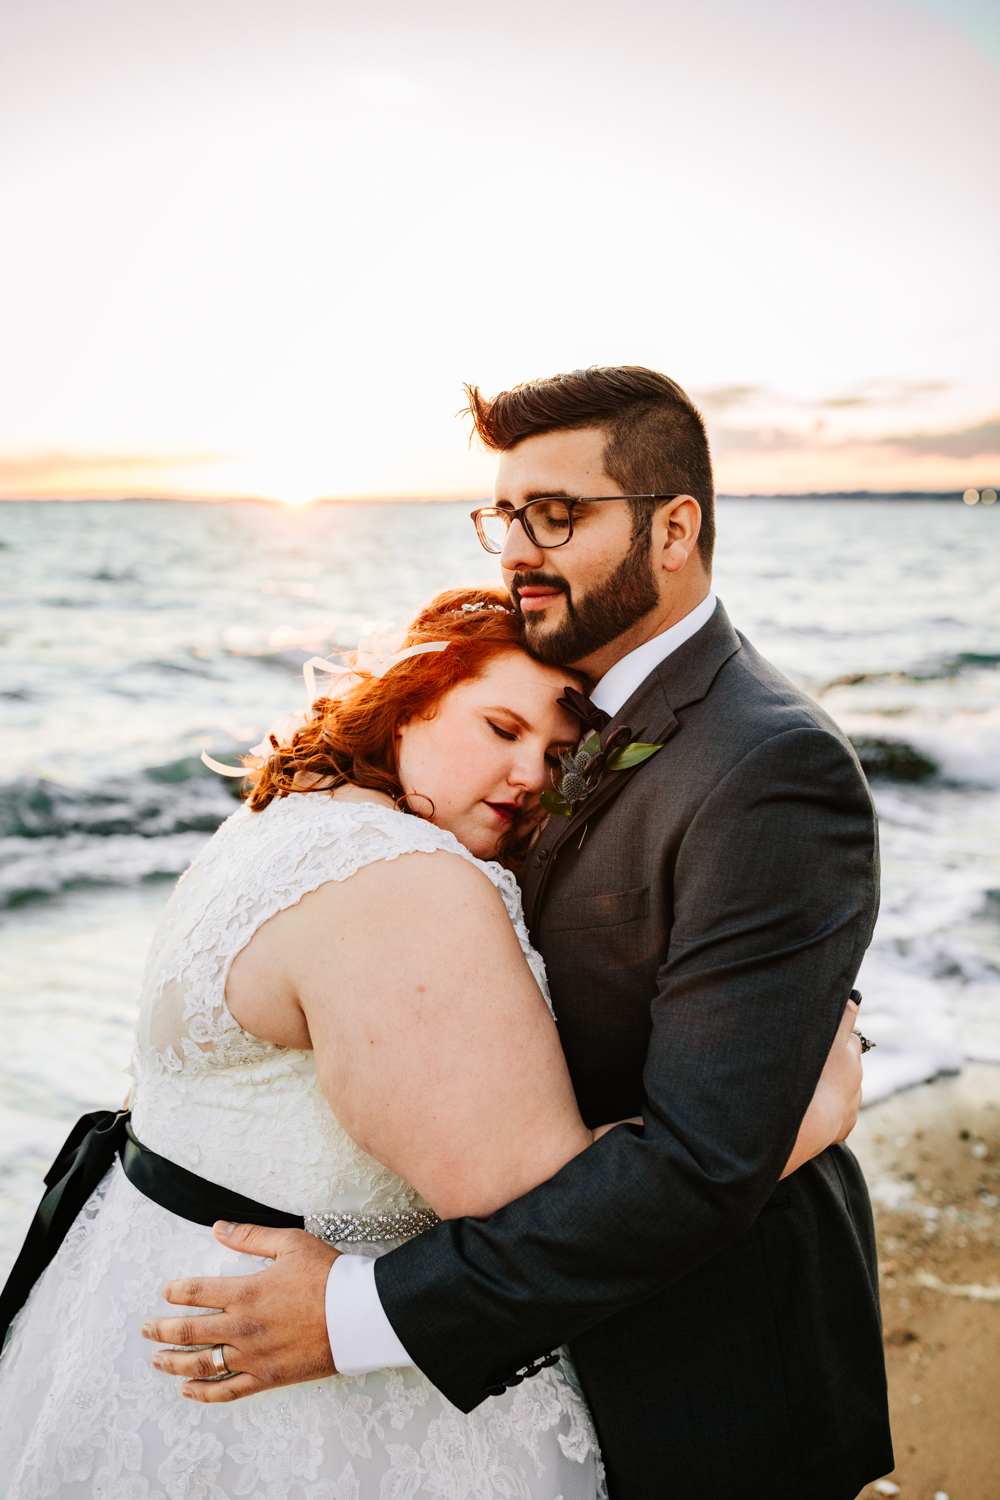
1 489 995 507
0 488 993 506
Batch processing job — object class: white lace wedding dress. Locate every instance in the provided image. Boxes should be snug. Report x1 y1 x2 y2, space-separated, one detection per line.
0 794 605 1500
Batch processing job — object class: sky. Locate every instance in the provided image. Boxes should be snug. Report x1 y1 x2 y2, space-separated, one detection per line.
0 0 997 502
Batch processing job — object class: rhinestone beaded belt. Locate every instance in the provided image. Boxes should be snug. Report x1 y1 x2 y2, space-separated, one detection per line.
304 1207 441 1244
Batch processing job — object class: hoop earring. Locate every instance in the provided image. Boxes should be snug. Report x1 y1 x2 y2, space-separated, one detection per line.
394 791 435 820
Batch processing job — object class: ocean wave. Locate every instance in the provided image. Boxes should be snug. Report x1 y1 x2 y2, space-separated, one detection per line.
0 755 241 907
820 647 1000 788
0 756 241 843
858 784 1000 1101
839 709 1000 789
0 831 214 907
822 650 1000 693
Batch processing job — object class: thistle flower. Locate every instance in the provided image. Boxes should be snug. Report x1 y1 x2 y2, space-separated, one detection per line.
558 770 589 802
540 726 663 817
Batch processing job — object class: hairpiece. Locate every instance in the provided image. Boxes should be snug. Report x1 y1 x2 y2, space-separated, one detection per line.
200 637 451 777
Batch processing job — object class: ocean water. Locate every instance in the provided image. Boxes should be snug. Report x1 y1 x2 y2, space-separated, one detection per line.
1 496 999 1274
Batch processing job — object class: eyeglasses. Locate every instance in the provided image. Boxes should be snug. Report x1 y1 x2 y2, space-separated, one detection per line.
470 495 682 554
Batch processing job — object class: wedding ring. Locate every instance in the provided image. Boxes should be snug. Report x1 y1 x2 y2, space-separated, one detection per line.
852 1028 875 1054
211 1344 233 1378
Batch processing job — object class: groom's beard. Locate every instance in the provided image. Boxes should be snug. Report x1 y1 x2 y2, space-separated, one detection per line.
512 535 660 668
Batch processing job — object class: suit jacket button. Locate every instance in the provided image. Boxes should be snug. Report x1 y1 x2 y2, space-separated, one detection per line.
533 850 548 867
506 1373 525 1385
485 1384 505 1397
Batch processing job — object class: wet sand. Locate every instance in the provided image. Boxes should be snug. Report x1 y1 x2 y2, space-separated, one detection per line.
850 1064 1000 1500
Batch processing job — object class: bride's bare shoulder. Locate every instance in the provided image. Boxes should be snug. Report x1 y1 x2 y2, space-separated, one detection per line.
227 842 500 1044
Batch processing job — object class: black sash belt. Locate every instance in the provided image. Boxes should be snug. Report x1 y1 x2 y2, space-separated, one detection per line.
0 1110 302 1350
120 1121 303 1232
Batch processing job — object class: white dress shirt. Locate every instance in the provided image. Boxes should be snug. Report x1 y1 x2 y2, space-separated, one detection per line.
324 589 718 1377
589 590 717 719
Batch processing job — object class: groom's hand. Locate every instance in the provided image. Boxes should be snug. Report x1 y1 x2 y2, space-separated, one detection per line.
141 1222 340 1402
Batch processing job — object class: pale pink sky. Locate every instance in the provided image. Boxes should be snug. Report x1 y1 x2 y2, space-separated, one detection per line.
0 0 997 501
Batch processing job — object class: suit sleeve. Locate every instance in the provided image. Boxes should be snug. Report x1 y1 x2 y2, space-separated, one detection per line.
374 726 879 1411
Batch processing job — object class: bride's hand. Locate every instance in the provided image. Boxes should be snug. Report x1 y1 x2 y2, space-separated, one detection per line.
779 998 864 1180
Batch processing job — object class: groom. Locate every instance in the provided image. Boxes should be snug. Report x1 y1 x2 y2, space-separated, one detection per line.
149 367 893 1497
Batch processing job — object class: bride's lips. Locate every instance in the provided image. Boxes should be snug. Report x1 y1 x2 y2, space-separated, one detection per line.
517 586 565 614
484 801 521 825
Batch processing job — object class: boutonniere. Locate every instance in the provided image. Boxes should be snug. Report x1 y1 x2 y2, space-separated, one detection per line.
540 726 663 817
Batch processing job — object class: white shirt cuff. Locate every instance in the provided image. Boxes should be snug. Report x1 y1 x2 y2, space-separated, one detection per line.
325 1254 414 1376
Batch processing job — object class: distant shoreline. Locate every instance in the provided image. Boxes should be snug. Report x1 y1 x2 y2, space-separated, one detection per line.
718 490 988 501
0 490 994 506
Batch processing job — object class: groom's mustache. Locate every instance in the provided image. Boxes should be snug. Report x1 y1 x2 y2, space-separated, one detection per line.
510 572 572 612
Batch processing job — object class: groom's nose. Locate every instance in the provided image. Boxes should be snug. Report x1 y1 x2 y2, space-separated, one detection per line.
498 516 546 574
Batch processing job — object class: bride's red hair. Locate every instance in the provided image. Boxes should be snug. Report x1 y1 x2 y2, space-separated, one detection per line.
245 586 564 865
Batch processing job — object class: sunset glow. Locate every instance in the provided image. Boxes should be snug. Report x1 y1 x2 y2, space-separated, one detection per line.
0 0 997 501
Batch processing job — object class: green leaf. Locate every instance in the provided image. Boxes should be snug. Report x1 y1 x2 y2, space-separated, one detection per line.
606 741 662 771
579 730 602 758
540 790 573 816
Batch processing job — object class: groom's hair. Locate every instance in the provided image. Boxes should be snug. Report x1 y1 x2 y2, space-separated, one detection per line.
462 366 715 566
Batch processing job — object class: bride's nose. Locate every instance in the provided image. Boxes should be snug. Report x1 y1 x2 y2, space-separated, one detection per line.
508 744 549 795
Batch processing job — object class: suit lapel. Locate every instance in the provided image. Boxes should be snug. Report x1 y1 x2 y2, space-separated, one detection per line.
521 601 743 929
521 685 675 928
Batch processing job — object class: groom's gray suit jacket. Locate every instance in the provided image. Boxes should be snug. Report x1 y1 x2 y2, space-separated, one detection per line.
377 601 893 1499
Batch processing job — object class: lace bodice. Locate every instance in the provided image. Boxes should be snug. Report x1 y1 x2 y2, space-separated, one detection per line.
1 793 604 1500
130 793 552 1220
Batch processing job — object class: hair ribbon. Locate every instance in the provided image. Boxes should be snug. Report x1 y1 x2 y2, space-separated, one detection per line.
200 640 451 777
308 639 450 696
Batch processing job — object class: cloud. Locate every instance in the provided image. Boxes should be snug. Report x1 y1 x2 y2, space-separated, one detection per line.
0 450 224 481
880 418 1000 459
707 424 806 456
708 413 1000 462
0 449 233 498
818 379 952 409
695 378 954 417
692 385 766 412
709 412 1000 494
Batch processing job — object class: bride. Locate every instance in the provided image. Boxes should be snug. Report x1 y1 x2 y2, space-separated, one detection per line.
0 586 862 1500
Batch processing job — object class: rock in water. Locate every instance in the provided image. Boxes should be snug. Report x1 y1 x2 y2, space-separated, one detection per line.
849 736 937 782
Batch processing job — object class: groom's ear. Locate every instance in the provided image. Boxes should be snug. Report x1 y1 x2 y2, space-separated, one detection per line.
655 496 703 576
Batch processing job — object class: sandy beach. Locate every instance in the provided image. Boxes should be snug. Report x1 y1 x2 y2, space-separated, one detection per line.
850 1064 1000 1499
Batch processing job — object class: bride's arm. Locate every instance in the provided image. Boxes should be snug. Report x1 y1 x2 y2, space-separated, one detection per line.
242 849 594 1221
777 996 863 1177
230 846 863 1222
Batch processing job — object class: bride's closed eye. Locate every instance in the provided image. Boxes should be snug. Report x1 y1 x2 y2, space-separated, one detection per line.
486 716 570 764
487 719 518 743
